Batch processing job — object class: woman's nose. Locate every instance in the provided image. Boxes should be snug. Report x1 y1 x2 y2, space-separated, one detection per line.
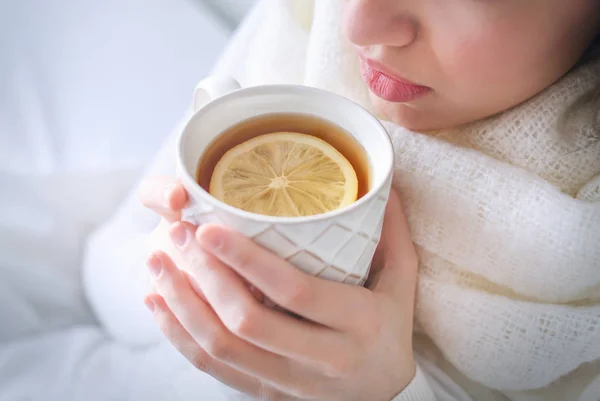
343 0 419 48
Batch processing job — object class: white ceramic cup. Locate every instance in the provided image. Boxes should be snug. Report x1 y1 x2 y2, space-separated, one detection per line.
177 76 394 286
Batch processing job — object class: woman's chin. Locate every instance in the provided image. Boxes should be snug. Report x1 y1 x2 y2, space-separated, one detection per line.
370 94 472 132
371 95 433 132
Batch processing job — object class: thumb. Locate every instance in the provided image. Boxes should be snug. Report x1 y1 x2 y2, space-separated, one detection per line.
368 189 419 300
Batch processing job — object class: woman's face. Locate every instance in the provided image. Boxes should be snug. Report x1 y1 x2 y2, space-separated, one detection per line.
343 0 600 131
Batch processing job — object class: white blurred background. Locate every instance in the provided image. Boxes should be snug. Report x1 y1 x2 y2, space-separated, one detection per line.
0 4 255 397
1 0 255 173
203 0 256 27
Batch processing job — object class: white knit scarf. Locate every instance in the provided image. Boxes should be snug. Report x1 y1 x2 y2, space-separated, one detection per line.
230 0 600 392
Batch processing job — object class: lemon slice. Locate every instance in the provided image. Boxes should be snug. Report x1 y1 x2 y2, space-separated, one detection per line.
209 132 358 217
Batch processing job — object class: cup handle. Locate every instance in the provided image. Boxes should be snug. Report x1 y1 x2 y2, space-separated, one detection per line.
181 75 241 226
193 75 241 113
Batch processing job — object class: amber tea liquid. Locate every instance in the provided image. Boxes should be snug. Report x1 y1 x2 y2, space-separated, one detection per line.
196 113 371 201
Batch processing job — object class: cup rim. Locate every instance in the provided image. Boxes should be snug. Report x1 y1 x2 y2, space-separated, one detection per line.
177 84 394 225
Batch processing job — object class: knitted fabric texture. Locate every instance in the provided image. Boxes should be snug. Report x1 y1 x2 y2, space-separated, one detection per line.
239 0 600 392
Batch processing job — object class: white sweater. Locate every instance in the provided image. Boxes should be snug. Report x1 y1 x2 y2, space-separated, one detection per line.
0 1 233 400
5 1 597 401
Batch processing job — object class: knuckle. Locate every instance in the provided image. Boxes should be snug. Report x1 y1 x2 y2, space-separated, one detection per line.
354 302 384 345
292 383 321 399
157 275 184 305
156 313 180 340
199 252 219 274
187 250 218 283
257 383 279 401
203 332 234 362
226 304 260 338
356 314 383 342
323 355 358 378
281 278 312 309
235 248 256 271
189 351 212 374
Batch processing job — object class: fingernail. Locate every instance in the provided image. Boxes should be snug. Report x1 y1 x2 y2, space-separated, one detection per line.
144 297 156 313
147 254 163 278
170 224 189 248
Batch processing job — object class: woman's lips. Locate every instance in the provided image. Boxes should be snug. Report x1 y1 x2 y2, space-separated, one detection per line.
360 57 431 103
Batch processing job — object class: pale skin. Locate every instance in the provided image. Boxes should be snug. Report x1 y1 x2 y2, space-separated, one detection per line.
141 183 417 400
140 1 600 400
345 0 600 131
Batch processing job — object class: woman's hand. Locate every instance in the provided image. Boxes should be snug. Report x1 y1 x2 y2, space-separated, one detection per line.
141 178 419 401
139 176 189 222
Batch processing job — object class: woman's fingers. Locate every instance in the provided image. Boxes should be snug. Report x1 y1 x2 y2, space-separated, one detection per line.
139 177 188 221
196 224 371 331
147 250 308 392
144 293 263 398
168 223 349 367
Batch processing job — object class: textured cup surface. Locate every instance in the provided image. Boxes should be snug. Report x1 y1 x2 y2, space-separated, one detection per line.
178 80 394 285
